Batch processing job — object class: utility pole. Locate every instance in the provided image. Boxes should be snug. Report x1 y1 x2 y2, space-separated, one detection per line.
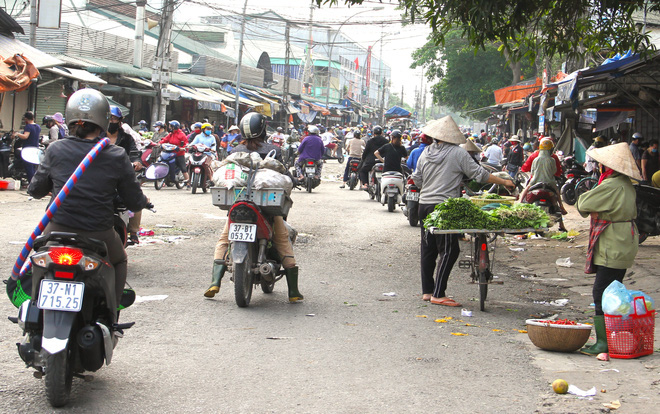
234 0 248 125
152 0 175 124
377 24 384 125
133 0 146 68
29 0 36 47
283 22 291 128
401 84 404 107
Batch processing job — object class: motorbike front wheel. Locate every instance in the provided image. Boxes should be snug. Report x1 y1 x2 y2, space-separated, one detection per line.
387 195 396 212
45 349 73 407
561 182 577 205
375 182 382 203
154 179 164 190
191 172 199 194
234 245 254 308
407 201 419 227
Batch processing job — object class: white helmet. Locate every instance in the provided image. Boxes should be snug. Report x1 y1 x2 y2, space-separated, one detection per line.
307 125 320 135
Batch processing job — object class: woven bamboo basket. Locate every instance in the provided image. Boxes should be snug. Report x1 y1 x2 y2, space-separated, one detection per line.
526 319 592 352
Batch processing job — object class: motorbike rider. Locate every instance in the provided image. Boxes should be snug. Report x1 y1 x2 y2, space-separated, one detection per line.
159 120 191 188
340 129 365 188
26 88 148 308
519 138 569 218
204 112 303 302
105 106 144 245
483 138 503 167
407 133 431 171
374 129 408 173
189 122 217 181
359 125 388 190
222 125 242 154
152 121 168 142
187 122 202 143
137 120 148 133
412 116 515 307
270 127 286 147
295 125 325 181
42 115 62 143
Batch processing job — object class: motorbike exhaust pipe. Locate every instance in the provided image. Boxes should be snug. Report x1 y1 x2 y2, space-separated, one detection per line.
259 262 276 281
77 325 105 372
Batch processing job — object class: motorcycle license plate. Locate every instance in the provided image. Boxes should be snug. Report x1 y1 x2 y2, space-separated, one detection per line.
305 167 316 174
407 191 419 202
229 223 257 242
38 280 84 312
375 172 382 179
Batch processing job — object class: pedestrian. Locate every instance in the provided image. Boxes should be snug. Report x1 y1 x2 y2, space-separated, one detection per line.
505 135 523 178
629 132 643 171
576 143 641 355
12 111 40 182
412 116 514 306
641 140 659 182
42 115 60 144
52 112 68 138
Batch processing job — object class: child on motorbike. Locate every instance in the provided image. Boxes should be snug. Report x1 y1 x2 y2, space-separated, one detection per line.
204 113 303 303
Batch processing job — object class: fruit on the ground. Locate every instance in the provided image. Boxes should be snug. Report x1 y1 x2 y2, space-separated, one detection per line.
552 379 569 394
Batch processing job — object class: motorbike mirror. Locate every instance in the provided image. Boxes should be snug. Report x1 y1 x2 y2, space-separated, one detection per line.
21 146 44 165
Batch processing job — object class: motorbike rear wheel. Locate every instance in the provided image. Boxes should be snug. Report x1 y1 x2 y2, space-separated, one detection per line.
45 349 73 408
154 179 164 190
387 195 396 212
234 245 254 308
561 182 577 205
349 174 357 190
407 201 419 227
191 172 199 194
375 182 382 203
306 178 312 193
175 175 184 190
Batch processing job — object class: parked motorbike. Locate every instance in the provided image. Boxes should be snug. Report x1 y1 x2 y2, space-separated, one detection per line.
144 143 185 190
187 143 213 194
521 183 565 231
346 158 360 190
402 177 420 226
219 161 294 307
367 163 384 202
635 183 660 244
299 158 321 193
560 157 589 205
281 141 299 170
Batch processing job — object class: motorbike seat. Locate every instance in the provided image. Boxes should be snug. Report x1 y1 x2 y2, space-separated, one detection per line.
382 171 404 178
529 182 558 194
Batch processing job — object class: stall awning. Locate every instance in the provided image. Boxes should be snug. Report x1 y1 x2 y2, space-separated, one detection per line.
0 35 62 69
222 85 266 115
46 66 106 84
171 85 227 112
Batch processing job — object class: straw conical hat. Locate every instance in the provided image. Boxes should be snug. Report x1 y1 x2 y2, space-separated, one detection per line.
460 139 481 153
421 115 465 145
587 142 643 180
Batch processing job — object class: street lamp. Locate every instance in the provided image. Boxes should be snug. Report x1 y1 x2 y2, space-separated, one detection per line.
324 7 384 118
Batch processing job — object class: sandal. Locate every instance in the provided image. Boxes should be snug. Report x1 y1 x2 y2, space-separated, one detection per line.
430 297 461 307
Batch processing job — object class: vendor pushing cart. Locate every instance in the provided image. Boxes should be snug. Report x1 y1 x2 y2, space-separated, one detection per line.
412 116 515 308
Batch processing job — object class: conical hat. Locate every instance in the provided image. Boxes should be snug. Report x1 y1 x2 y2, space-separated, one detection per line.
460 139 481 153
587 142 643 180
421 115 465 145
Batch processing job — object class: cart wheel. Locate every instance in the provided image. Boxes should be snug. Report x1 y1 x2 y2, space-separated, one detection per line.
479 269 488 312
475 234 490 311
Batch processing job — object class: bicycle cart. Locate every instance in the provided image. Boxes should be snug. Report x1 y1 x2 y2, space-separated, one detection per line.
429 227 547 311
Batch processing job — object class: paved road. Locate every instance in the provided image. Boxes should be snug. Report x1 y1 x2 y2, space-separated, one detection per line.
0 162 641 413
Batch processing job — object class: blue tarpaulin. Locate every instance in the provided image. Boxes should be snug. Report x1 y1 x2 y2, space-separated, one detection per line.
385 106 411 119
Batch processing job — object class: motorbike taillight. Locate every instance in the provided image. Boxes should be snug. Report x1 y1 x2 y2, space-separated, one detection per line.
306 161 315 166
567 173 574 179
230 205 258 223
540 199 547 203
407 177 415 185
49 247 83 265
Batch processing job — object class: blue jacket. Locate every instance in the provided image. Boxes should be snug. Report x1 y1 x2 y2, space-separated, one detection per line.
407 143 427 171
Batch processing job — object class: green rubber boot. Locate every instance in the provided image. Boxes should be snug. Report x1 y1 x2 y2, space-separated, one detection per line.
285 266 304 303
581 315 608 355
204 261 226 298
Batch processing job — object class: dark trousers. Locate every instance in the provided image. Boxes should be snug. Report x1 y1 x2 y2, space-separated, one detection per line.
359 162 375 185
24 161 36 182
593 265 626 316
343 157 359 182
0 150 9 177
419 203 460 298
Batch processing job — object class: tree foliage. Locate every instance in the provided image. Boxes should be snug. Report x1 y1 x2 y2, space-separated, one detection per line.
410 31 533 113
317 0 659 62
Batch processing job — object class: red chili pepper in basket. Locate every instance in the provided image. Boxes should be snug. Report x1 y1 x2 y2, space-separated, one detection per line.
538 319 578 325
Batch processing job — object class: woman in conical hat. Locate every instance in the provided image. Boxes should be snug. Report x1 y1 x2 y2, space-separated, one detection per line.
576 142 640 356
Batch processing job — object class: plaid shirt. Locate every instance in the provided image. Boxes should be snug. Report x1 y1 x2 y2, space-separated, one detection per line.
586 217 635 274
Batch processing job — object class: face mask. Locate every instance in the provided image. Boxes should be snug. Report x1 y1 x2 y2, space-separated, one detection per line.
154 127 160 132
652 148 658 154
204 130 212 136
195 129 201 134
107 122 120 134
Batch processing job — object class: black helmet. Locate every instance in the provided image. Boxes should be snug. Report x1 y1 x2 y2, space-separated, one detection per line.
239 112 267 139
390 129 402 139
373 125 383 135
353 130 361 138
42 115 54 125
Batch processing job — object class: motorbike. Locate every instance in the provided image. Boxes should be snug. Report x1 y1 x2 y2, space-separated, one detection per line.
220 158 294 307
299 158 321 193
346 158 360 190
560 156 589 205
281 141 299 170
6 219 153 407
402 177 420 226
380 165 410 212
634 183 660 244
135 141 158 183
322 139 344 163
367 163 384 202
187 143 213 194
521 183 565 231
144 143 185 190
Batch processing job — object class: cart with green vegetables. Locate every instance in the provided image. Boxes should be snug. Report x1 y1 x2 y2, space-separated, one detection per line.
424 198 550 311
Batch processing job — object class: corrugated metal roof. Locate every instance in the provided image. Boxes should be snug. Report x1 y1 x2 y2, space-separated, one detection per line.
0 7 24 37
0 34 62 68
46 66 107 84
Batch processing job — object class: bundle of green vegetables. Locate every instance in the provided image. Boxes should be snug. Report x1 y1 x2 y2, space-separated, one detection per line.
423 198 550 230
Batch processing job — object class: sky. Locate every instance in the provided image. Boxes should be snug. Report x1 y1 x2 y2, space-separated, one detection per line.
155 0 433 107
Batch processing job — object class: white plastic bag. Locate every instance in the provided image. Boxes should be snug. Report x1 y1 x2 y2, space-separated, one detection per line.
252 169 293 194
212 162 248 189
602 281 632 316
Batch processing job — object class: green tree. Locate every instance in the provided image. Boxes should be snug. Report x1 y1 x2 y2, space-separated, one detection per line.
318 1 659 63
411 31 533 113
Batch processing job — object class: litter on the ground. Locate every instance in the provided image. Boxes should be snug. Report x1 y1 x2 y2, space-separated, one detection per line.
567 385 597 397
155 224 174 228
600 368 619 372
461 309 473 317
555 257 574 267
509 247 525 252
603 400 621 410
382 292 397 297
597 353 610 361
135 295 168 303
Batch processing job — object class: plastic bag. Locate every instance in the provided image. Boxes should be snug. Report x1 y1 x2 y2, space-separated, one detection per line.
602 281 632 316
252 169 293 194
212 162 248 189
628 290 655 315
210 160 223 172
